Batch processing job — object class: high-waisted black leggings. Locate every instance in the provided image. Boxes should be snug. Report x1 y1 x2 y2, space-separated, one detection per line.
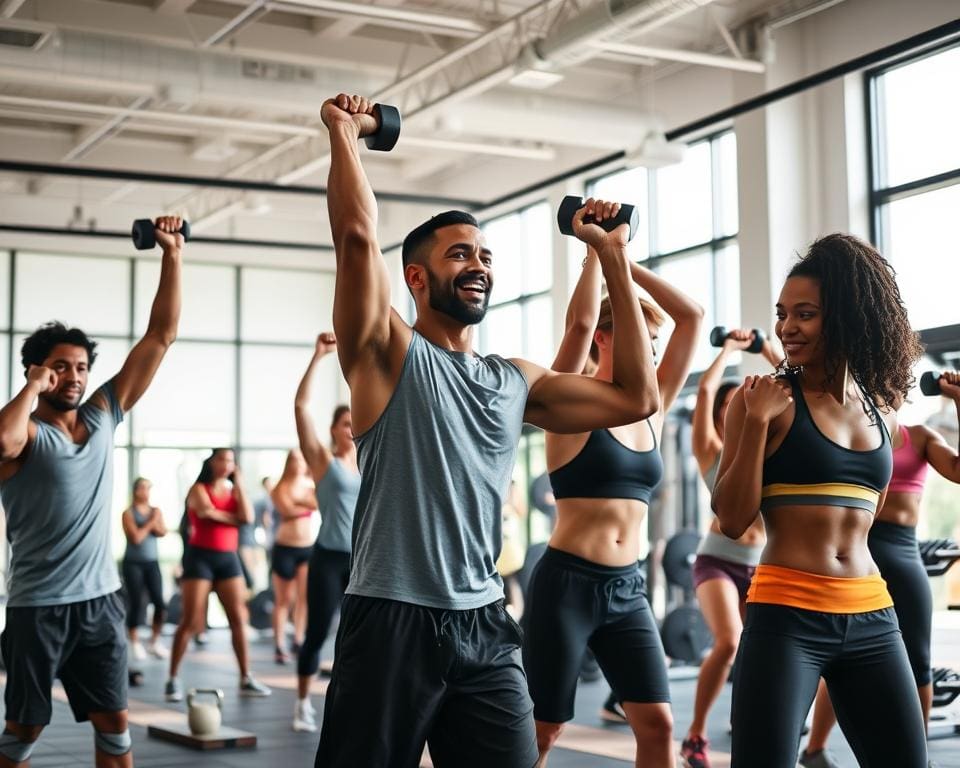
869 520 932 686
731 603 927 768
121 558 165 629
297 546 351 678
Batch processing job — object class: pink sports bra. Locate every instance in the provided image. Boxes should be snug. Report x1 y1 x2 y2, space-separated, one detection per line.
887 425 928 495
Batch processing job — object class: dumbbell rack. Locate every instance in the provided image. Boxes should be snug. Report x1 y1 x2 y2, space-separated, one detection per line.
922 540 960 740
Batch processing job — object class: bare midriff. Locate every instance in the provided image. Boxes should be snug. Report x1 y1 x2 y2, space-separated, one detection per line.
549 497 649 567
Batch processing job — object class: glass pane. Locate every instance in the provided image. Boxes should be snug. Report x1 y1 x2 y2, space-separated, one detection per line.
654 250 715 373
879 45 960 187
884 184 960 330
656 141 713 254
483 212 524 304
135 447 211 562
240 345 341 447
0 252 10 329
718 132 739 237
524 296 554 368
132 342 235 447
11 335 131 445
15 253 130 335
522 203 553 295
135 262 236 340
0 334 8 405
481 303 523 359
589 166 649 261
240 268 334 343
716 244 742 336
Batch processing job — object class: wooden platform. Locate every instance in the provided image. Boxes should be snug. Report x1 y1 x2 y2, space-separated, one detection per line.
147 723 257 751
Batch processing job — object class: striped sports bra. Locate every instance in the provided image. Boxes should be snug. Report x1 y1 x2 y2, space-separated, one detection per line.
760 376 892 515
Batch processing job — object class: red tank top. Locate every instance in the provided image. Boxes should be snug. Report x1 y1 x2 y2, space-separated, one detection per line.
188 483 239 552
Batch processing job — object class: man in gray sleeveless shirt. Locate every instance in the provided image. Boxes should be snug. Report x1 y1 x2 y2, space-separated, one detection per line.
316 94 660 768
0 216 183 768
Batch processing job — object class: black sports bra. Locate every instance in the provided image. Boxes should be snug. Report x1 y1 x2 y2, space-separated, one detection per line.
761 376 892 514
549 422 663 504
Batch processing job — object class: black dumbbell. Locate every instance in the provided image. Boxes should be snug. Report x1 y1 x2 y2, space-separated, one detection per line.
557 195 640 242
364 104 402 152
131 219 191 251
710 326 765 354
920 371 942 396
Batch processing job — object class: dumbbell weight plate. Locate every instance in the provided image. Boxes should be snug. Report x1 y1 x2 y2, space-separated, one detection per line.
364 104 402 152
920 371 942 396
131 219 192 251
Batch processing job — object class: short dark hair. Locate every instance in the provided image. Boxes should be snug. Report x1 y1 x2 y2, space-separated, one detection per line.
401 210 479 268
713 380 740 432
21 322 98 372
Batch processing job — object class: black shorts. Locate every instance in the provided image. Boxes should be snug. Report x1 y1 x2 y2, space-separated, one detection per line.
121 558 165 629
1 593 128 725
315 595 538 768
182 546 243 582
522 547 670 723
732 603 926 768
271 543 313 581
869 521 932 686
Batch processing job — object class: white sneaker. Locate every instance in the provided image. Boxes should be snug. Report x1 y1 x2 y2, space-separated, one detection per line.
130 641 147 661
292 701 317 733
240 674 272 697
164 677 183 702
148 640 169 659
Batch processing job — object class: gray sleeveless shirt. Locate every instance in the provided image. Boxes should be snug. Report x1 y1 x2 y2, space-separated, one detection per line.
314 457 360 553
347 331 527 610
124 506 158 562
2 382 123 607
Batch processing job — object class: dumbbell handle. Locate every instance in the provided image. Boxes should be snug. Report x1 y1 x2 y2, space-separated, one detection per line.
710 326 765 354
557 196 640 242
131 218 191 251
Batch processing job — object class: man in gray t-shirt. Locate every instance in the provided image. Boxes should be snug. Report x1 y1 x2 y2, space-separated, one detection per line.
0 216 183 768
315 94 659 768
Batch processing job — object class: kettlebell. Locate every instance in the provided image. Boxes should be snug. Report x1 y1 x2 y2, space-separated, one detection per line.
187 688 223 736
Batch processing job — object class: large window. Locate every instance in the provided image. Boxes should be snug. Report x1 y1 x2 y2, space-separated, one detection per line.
478 202 554 366
869 41 960 332
0 249 340 569
588 130 740 373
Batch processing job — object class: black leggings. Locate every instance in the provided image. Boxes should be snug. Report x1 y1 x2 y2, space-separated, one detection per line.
731 603 926 767
121 559 165 629
869 521 932 686
297 546 351 678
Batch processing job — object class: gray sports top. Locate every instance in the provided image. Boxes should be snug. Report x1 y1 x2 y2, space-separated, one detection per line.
123 505 158 562
2 382 123 607
347 331 528 610
314 456 361 553
703 454 721 492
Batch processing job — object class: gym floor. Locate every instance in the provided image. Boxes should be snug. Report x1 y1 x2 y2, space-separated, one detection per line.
6 615 959 767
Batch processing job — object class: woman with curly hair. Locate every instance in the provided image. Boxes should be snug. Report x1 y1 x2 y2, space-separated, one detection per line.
712 233 926 768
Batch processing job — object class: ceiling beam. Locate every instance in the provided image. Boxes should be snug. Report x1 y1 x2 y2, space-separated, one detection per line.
589 41 766 73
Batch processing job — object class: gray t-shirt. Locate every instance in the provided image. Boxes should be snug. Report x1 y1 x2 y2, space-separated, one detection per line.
123 505 158 562
2 382 124 607
314 457 360 554
348 331 527 610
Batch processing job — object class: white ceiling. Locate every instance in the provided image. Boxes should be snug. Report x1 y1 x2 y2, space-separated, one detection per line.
0 0 820 245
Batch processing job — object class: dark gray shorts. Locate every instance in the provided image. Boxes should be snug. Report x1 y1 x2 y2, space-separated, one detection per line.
2 592 128 725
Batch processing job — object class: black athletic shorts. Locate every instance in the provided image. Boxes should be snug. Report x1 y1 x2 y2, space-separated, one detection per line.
271 543 313 581
1 592 128 725
869 521 932 686
315 594 538 768
182 545 243 582
732 603 926 768
523 547 670 723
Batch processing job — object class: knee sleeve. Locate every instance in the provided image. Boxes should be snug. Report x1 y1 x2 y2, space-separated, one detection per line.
0 731 36 764
95 729 132 756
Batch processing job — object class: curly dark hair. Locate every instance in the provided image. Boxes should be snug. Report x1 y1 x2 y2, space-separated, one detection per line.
785 233 922 410
20 322 98 372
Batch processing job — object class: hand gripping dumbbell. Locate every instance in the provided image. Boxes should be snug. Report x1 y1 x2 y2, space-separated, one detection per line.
920 371 943 396
557 196 640 242
131 219 191 251
709 326 766 354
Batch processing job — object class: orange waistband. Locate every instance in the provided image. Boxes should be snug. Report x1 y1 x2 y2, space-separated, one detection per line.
746 564 893 613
